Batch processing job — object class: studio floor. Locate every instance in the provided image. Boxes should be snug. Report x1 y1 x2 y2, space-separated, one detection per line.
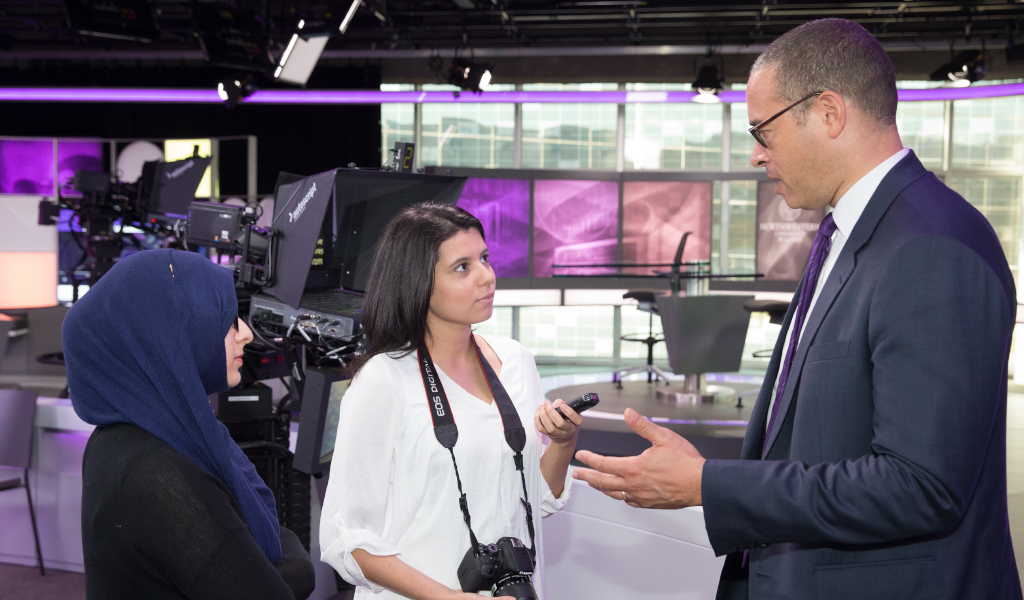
1 371 1021 599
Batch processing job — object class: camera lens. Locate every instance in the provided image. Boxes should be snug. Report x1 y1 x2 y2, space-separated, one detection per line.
492 575 539 600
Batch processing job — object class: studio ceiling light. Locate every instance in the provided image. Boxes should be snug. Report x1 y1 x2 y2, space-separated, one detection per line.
692 64 724 103
446 58 493 93
930 49 987 88
274 18 330 86
339 0 361 35
216 76 255 108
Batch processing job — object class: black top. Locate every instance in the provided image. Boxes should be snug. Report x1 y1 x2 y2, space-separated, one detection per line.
81 423 315 600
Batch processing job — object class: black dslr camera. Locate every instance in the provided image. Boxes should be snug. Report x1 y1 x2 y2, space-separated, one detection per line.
457 537 538 599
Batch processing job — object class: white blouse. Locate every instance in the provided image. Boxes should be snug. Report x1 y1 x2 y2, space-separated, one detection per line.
320 334 572 599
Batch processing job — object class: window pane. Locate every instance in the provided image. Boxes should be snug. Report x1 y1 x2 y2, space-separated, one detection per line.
895 101 944 169
421 103 515 168
952 96 1024 168
624 103 722 170
518 306 615 358
729 103 758 170
946 176 1022 282
742 312 782 369
726 180 758 274
522 103 618 169
523 83 619 91
473 306 514 338
381 104 414 163
625 83 689 91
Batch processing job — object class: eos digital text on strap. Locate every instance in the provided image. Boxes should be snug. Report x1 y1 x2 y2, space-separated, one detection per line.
416 335 540 599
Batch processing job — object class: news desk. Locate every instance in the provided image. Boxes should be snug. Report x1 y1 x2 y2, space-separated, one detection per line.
541 378 759 599
545 476 724 599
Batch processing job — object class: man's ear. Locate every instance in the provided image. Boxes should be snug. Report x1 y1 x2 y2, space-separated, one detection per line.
816 91 847 140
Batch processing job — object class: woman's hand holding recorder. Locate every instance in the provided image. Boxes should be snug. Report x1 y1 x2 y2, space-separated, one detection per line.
535 399 583 444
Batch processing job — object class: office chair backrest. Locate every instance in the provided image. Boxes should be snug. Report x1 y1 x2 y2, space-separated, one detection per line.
0 389 39 469
671 232 691 274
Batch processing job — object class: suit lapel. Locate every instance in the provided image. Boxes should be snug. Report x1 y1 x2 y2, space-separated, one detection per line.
742 285 800 459
761 254 853 458
760 150 930 459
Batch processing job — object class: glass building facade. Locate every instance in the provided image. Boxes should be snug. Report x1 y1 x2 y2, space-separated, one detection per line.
381 83 1024 363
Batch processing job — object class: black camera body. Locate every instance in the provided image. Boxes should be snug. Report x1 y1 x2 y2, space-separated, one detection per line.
457 537 538 600
186 200 277 286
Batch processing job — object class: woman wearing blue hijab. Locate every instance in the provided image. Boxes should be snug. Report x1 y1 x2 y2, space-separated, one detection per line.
63 249 314 600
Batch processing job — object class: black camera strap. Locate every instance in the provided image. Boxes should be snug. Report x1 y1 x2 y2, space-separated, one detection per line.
416 335 537 558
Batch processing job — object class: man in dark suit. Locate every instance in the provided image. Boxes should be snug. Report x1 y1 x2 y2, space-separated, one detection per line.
572 18 1023 599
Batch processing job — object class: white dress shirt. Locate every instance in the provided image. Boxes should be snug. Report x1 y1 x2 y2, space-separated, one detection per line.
320 333 571 599
765 148 910 432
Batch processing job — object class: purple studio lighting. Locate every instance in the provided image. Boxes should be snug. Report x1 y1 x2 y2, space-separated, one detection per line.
1 84 1024 104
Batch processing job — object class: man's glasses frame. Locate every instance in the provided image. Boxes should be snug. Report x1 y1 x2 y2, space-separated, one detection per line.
747 91 823 150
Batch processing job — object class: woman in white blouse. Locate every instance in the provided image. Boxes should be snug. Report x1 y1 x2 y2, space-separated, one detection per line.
320 203 582 599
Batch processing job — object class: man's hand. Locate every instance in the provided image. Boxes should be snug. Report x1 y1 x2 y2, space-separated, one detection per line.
572 408 706 509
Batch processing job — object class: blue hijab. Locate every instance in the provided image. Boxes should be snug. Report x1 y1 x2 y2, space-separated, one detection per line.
62 249 282 562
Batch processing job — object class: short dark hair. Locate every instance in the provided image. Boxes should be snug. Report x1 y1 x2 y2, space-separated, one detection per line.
345 202 485 377
751 18 897 127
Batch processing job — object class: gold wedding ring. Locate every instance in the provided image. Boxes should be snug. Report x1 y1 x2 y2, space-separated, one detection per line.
621 490 627 502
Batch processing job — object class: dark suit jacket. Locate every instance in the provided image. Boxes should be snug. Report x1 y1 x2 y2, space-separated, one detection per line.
702 151 1023 600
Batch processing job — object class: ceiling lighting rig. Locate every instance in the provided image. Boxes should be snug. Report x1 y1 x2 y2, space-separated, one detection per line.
274 17 331 87
446 58 493 93
273 0 388 87
692 48 724 103
216 75 256 109
428 46 493 95
930 47 987 88
204 0 386 106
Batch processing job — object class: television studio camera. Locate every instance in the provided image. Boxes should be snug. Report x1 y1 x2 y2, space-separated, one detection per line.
183 157 468 556
38 149 212 298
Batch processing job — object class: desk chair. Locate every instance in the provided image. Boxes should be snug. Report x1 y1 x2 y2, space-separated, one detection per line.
0 389 44 575
612 232 699 389
613 291 670 389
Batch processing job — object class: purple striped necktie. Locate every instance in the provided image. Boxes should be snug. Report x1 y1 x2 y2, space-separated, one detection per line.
742 212 836 569
763 212 838 455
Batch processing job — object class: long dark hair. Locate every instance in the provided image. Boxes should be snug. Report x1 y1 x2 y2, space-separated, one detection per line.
346 202 485 377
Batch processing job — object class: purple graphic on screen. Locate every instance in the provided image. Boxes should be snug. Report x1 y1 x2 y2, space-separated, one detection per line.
456 178 530 278
623 181 712 276
534 180 619 277
0 139 54 195
57 140 104 197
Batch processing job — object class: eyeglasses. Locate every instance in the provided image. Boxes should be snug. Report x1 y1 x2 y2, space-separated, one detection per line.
747 91 823 150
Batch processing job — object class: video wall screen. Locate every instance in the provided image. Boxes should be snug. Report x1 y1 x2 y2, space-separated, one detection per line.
456 178 530 278
622 181 712 276
0 140 54 195
756 180 825 281
57 140 104 201
533 179 619 277
0 139 105 200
